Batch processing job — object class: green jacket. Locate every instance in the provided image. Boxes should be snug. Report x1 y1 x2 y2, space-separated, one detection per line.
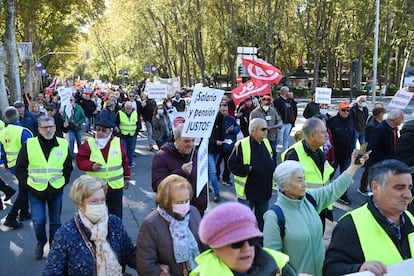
63 104 85 131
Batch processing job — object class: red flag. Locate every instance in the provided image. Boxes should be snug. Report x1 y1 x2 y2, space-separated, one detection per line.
231 80 271 106
46 78 57 92
242 58 283 85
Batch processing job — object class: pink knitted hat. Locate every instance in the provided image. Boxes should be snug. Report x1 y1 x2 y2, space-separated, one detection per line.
199 202 262 248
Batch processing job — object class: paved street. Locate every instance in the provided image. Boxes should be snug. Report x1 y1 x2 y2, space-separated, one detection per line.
0 96 412 275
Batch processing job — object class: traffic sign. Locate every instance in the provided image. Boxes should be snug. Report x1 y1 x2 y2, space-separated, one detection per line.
144 66 150 73
151 65 157 74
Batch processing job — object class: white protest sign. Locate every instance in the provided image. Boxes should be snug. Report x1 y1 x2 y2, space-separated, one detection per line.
315 87 332 104
343 258 414 276
388 88 412 109
182 87 225 138
147 84 167 99
196 137 209 197
168 111 187 132
404 76 414 87
153 76 181 90
58 88 73 118
17 42 32 60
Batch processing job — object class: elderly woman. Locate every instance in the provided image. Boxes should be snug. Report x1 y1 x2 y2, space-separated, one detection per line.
191 201 296 276
44 175 136 276
136 174 203 276
263 151 369 276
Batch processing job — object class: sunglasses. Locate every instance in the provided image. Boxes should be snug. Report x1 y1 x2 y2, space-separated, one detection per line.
341 109 350 112
259 127 268 131
231 237 258 249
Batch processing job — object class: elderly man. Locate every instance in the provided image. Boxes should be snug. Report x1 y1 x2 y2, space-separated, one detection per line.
274 86 297 151
1 107 33 229
152 123 207 215
76 119 131 219
367 108 404 166
324 159 414 275
327 101 356 205
116 101 139 167
228 118 277 231
282 117 335 230
250 95 282 151
15 115 73 259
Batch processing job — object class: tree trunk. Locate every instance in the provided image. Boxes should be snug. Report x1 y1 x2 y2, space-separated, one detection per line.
4 0 22 102
312 51 320 91
0 44 10 116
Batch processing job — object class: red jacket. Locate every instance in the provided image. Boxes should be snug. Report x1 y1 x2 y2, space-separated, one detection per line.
76 136 131 191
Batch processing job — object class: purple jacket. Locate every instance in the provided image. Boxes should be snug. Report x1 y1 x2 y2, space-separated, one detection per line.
152 142 207 215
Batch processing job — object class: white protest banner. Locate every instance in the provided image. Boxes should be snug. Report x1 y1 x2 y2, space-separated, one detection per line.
182 87 225 138
343 258 414 276
147 84 167 99
315 87 332 104
196 137 209 197
153 76 181 90
168 111 187 132
58 88 73 118
388 88 412 109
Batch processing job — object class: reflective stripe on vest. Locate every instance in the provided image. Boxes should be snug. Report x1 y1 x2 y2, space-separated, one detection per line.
347 204 414 265
27 137 68 191
234 137 273 200
119 110 138 136
0 125 28 168
86 137 124 189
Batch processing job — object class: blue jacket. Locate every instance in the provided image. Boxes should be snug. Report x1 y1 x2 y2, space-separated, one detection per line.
44 214 136 276
223 115 240 152
20 110 38 136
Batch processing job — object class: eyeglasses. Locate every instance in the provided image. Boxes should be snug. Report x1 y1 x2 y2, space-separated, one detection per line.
258 127 268 131
231 237 258 249
341 109 350 112
70 99 75 102
262 99 271 102
39 125 55 129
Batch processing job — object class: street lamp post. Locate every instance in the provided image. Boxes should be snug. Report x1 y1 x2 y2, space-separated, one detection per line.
372 0 380 104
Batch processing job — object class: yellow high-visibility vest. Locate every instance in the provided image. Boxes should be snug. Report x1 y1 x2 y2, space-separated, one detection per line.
346 204 414 265
118 110 138 136
86 137 124 189
234 137 274 200
27 137 68 191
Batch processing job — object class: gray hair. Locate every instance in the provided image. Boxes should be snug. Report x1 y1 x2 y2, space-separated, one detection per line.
173 123 184 139
368 159 411 189
4 106 18 123
38 115 55 126
280 86 289 94
356 95 366 103
387 109 404 121
274 161 304 192
249 118 267 134
302 117 324 140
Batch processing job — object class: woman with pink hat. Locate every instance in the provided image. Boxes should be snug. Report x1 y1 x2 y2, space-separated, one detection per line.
191 202 296 275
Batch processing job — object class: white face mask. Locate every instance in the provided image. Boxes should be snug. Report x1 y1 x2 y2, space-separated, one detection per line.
95 132 112 149
166 102 172 108
172 202 190 217
262 105 270 112
84 203 107 223
361 102 367 108
157 109 164 115
320 109 328 115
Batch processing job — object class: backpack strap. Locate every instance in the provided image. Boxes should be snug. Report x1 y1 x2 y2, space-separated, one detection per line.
305 193 317 209
270 204 286 239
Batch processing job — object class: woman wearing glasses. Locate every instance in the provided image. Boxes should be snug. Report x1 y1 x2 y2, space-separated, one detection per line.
191 201 295 276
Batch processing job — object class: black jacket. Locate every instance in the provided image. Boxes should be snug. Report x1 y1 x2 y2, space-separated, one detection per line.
395 120 414 167
15 135 73 200
208 113 225 154
367 120 397 165
326 114 355 161
323 197 414 275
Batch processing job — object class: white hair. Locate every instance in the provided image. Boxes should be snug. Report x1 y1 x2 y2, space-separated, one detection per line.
274 161 304 192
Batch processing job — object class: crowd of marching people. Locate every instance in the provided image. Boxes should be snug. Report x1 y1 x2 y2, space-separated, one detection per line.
1 82 414 276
